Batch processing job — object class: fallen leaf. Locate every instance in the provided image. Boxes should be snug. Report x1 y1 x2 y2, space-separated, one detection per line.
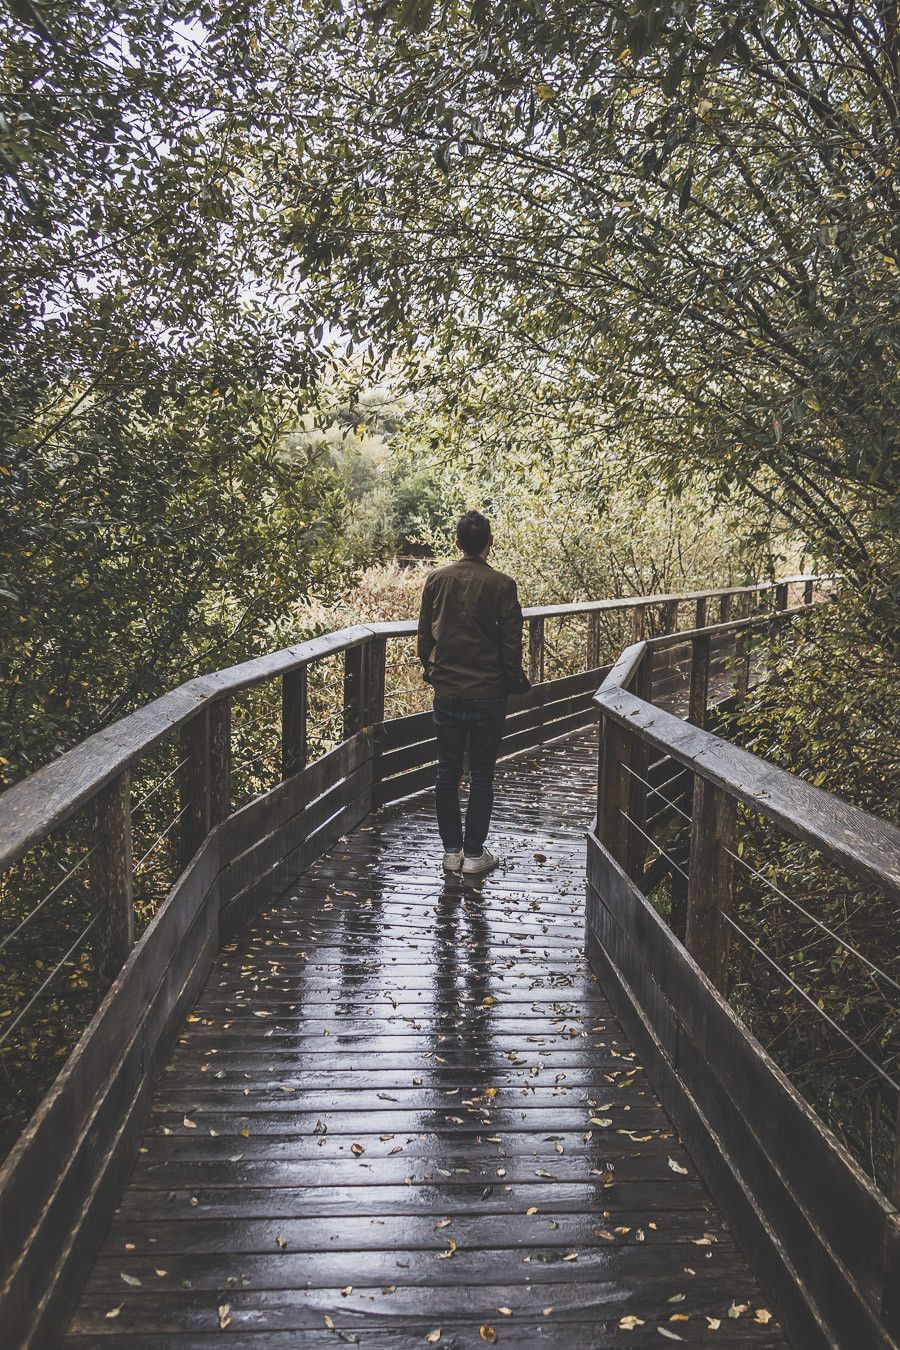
497 1306 513 1315
120 1273 141 1287
755 1309 772 1324
351 1143 365 1155
667 1157 689 1174
218 1303 231 1330
706 1318 721 1330
619 1315 645 1330
275 1235 288 1249
437 1237 457 1260
425 1332 442 1345
526 1207 539 1216
729 1303 749 1319
105 1305 123 1320
542 1306 554 1316
183 1116 197 1129
657 1329 684 1342
480 1327 498 1344
324 1314 335 1329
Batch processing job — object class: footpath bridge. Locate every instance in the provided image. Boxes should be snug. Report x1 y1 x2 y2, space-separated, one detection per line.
0 578 898 1349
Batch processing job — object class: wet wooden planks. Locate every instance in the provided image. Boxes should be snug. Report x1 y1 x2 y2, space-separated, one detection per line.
65 731 785 1348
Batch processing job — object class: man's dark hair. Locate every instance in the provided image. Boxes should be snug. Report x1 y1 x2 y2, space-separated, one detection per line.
456 510 492 556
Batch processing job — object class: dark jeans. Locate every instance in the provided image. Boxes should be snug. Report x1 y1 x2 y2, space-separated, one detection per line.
432 694 506 856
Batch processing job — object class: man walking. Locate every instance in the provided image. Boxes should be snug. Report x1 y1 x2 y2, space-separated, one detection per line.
417 511 530 876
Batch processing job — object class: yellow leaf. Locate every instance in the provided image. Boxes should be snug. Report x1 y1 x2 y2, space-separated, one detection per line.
425 1332 442 1345
480 1327 498 1344
535 83 555 102
619 1315 645 1329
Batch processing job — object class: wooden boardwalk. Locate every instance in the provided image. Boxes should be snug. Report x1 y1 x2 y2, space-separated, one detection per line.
65 730 784 1348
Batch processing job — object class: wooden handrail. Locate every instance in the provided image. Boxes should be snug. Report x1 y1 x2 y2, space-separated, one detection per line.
0 577 826 872
595 680 900 902
586 583 899 1350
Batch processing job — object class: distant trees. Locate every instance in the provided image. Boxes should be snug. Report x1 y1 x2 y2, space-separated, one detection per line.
256 0 900 613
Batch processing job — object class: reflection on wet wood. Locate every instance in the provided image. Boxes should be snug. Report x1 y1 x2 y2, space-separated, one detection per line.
66 732 783 1346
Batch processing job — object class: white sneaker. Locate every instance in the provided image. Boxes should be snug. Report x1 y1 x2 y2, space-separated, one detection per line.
462 848 499 876
442 850 464 872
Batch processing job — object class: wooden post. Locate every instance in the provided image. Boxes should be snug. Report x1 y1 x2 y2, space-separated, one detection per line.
90 771 134 988
733 624 751 698
364 636 386 726
688 632 710 728
624 657 651 883
208 697 231 827
670 866 688 943
685 777 736 992
528 616 545 685
892 1097 900 1207
587 612 601 670
718 593 731 624
179 709 210 869
597 714 632 867
804 578 814 605
770 582 790 646
281 665 308 778
694 596 707 629
630 605 645 644
343 644 364 739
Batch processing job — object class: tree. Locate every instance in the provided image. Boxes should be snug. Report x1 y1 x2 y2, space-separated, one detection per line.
244 0 900 619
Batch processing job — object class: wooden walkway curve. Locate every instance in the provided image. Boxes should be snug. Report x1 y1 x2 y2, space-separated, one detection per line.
65 732 783 1348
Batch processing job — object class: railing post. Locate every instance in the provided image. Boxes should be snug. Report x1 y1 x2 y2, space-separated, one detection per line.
624 658 651 882
893 1097 900 1206
685 776 736 992
733 622 751 698
344 643 364 739
770 582 789 647
179 709 210 869
718 593 731 624
281 665 308 778
587 612 601 670
694 596 707 629
597 713 632 866
90 770 134 987
804 578 814 606
688 632 710 728
208 697 231 827
363 636 386 727
528 616 545 684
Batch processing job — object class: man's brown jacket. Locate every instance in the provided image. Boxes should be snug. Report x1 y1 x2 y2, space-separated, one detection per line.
416 555 531 700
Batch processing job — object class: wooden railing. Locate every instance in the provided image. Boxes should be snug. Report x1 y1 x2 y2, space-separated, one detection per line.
0 573 823 1347
588 597 900 1350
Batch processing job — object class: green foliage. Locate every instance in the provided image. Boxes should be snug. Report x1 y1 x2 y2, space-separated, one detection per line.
735 596 900 821
238 0 899 603
724 597 899 1189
